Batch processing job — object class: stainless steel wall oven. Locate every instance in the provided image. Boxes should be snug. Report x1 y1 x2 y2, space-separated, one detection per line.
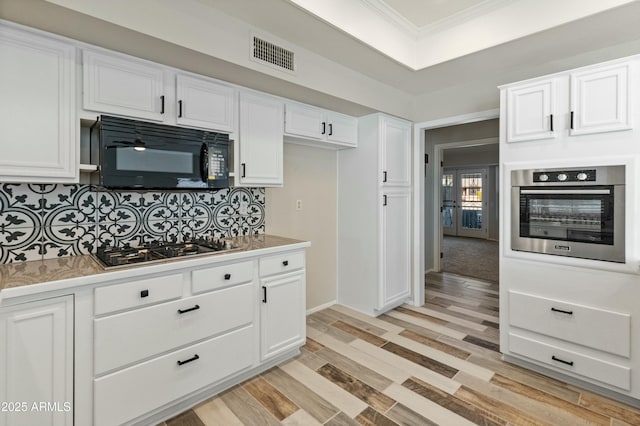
511 165 625 263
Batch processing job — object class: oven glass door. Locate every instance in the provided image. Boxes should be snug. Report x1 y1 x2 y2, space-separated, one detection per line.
519 186 614 245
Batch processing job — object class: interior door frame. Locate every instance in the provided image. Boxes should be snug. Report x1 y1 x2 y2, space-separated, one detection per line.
411 108 500 309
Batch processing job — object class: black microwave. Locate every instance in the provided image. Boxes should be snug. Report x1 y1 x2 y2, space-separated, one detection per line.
93 115 229 190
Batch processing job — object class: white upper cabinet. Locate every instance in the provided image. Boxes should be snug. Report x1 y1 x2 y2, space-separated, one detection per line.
83 49 165 122
0 24 77 183
381 116 411 187
176 74 236 132
284 102 357 148
237 91 284 187
570 63 631 135
506 79 556 143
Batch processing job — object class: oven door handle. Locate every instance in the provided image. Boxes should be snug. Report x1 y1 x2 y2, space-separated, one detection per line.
520 189 611 195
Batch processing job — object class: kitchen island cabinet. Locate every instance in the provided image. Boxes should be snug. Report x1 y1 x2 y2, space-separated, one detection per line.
0 296 73 426
0 235 309 426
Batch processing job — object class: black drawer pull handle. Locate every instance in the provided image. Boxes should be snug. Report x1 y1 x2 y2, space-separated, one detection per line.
224 273 231 280
570 111 574 129
550 113 554 132
262 286 267 303
160 95 165 114
551 307 573 315
140 289 149 298
282 260 289 266
551 355 574 366
383 171 387 183
178 100 183 117
177 354 200 366
177 304 200 314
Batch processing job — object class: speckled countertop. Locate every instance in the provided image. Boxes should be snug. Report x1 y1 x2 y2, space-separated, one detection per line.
0 234 307 294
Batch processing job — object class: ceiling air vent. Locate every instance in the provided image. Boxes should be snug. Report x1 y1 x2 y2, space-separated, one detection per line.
252 36 295 72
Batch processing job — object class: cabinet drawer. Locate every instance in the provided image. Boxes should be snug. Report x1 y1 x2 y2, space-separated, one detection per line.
94 274 182 316
509 291 630 357
509 333 630 390
192 260 254 294
94 283 253 375
94 325 253 426
260 251 305 277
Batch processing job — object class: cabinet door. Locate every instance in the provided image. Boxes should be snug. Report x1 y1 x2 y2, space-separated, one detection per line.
284 102 325 140
0 25 77 182
381 117 411 187
238 92 284 187
176 74 236 132
570 63 631 136
506 79 555 142
83 49 165 121
327 111 358 146
380 191 411 309
0 296 73 426
260 271 305 360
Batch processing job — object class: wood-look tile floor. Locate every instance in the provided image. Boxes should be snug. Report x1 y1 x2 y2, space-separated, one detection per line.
161 272 640 426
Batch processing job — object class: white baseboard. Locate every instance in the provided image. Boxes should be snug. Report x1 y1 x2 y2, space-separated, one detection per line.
306 300 336 315
425 268 436 274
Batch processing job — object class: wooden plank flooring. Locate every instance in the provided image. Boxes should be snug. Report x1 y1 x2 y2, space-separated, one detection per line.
162 272 640 426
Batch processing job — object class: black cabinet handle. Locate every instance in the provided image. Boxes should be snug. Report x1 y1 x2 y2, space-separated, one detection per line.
224 273 231 280
282 260 289 266
160 96 165 114
383 195 387 206
550 114 554 132
177 354 200 366
570 111 574 129
177 304 200 314
321 122 326 135
551 355 574 366
140 289 149 298
383 171 387 183
178 100 183 118
551 307 573 315
241 163 246 178
262 286 267 303
328 123 333 136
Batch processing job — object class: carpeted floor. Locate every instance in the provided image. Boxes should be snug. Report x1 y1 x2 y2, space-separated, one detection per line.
442 236 499 283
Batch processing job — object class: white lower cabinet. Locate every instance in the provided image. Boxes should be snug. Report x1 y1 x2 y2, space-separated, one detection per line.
381 190 412 308
87 248 306 425
260 270 306 360
94 326 254 426
0 296 73 426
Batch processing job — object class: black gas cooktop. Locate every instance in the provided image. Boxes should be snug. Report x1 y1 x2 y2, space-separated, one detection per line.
95 238 239 269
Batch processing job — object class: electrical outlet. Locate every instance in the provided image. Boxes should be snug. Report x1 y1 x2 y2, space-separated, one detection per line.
295 199 302 211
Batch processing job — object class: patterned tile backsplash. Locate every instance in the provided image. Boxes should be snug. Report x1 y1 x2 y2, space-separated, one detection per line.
0 184 265 263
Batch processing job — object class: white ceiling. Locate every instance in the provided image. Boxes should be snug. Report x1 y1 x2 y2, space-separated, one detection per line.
206 0 640 94
382 0 487 28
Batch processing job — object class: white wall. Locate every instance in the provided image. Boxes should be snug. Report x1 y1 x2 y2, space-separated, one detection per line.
265 144 337 311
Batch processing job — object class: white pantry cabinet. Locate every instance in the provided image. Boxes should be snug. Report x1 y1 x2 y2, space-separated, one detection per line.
0 296 73 426
176 74 236 132
503 59 634 143
83 49 166 122
236 91 284 187
284 101 357 148
259 252 306 361
0 23 77 183
338 113 412 316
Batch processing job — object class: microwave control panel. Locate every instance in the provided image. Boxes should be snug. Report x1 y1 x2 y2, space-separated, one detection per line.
208 149 227 180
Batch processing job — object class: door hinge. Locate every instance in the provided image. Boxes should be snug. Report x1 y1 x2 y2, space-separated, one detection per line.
440 252 443 259
440 161 444 167
440 206 443 213
425 154 428 164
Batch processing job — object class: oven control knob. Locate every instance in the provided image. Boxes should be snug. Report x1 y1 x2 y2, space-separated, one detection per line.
557 173 568 181
539 174 549 182
577 172 588 181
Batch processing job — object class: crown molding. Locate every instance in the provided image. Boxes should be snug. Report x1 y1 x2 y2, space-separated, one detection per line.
417 0 512 35
360 0 419 37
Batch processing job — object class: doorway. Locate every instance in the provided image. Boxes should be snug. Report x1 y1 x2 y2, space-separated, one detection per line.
442 168 487 239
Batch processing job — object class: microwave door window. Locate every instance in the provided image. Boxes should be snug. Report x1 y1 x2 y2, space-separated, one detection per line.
116 148 193 174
